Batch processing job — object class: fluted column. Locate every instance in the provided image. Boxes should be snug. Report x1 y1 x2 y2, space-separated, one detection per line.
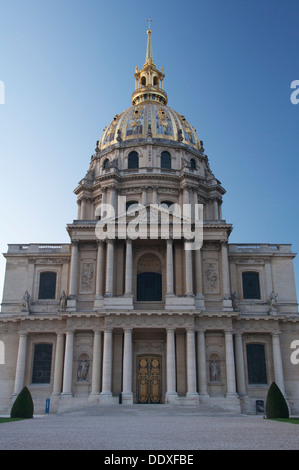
166 239 174 296
225 330 237 397
142 186 147 205
184 242 193 296
122 328 133 404
90 331 103 396
124 238 133 296
234 333 247 397
152 186 158 204
69 241 79 298
166 328 178 402
95 241 105 298
186 329 199 400
80 197 87 219
213 198 219 220
100 329 113 401
272 333 286 396
13 333 28 395
52 333 65 396
197 329 208 397
105 239 114 297
195 248 205 309
221 241 233 310
62 331 74 396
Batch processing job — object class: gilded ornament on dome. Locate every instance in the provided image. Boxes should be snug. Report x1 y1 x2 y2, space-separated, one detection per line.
179 115 193 136
128 106 143 131
107 114 120 136
156 106 170 131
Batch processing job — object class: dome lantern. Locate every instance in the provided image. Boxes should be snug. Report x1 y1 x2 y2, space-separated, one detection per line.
132 22 167 106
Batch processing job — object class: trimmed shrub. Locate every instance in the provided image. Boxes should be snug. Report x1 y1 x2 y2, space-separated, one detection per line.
265 381 289 419
10 386 34 419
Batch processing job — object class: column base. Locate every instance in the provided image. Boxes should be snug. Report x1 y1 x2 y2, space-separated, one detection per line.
226 392 239 398
185 392 200 404
99 392 115 404
93 295 104 310
165 392 179 404
103 296 133 310
222 298 233 311
121 392 133 405
66 296 77 312
165 295 195 311
195 294 205 310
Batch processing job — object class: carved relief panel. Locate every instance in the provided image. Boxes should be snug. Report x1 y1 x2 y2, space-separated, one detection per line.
203 261 220 294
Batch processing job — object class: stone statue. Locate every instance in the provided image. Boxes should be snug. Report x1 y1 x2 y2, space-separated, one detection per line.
268 290 278 315
59 291 67 311
209 359 220 382
77 359 89 381
22 291 31 312
231 291 240 311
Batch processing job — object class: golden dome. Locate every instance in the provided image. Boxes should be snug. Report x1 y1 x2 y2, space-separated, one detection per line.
98 102 202 152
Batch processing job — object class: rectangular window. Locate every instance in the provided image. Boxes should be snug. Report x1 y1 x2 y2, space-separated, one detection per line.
32 344 53 384
38 272 57 299
246 343 267 384
242 271 261 299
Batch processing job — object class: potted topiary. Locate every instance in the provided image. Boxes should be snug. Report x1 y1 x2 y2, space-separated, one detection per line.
265 381 289 419
10 386 34 419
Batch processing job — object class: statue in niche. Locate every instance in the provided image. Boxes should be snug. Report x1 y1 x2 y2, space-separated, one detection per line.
59 291 67 311
209 359 220 382
77 359 89 381
22 291 31 312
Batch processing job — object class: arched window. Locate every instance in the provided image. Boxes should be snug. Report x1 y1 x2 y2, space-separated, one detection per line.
38 272 57 300
126 201 139 212
242 272 261 299
103 158 110 169
190 158 196 169
137 272 162 301
153 76 158 87
160 201 175 212
128 151 139 169
32 343 53 384
161 151 171 169
141 76 146 87
246 344 267 384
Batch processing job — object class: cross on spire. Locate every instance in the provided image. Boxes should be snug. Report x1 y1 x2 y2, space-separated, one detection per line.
146 16 153 31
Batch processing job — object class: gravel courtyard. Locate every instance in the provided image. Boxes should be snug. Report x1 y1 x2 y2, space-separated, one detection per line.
1 405 299 450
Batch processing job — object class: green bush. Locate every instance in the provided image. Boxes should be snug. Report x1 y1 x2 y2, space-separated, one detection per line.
265 381 289 419
10 386 34 419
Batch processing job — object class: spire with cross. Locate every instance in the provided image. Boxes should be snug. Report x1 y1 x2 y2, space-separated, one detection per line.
146 17 153 63
146 16 153 32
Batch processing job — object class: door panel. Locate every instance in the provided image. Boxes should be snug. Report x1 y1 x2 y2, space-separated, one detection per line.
137 355 162 404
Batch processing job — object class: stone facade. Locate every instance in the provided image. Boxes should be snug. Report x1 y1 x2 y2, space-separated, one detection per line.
0 28 299 415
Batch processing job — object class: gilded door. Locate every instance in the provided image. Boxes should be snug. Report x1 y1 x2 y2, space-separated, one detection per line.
137 355 162 404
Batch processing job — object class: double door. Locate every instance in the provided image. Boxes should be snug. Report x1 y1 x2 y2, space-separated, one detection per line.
137 355 162 404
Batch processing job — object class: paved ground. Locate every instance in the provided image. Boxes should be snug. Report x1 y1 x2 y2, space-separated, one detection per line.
1 405 299 450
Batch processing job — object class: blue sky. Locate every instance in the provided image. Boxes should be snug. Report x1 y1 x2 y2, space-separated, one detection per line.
0 0 298 303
